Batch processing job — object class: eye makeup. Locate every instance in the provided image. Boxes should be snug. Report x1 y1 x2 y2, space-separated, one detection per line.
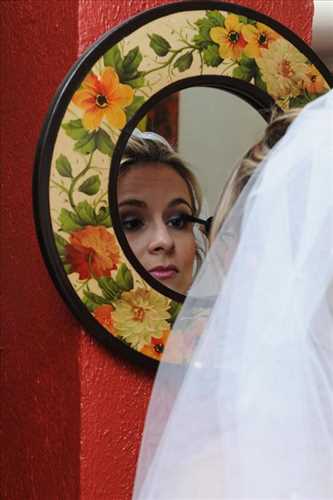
120 213 145 232
181 214 213 236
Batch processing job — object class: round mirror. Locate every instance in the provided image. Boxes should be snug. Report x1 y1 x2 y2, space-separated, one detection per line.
33 1 333 364
115 87 266 295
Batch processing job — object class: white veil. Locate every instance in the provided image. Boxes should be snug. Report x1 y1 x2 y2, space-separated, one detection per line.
133 90 333 500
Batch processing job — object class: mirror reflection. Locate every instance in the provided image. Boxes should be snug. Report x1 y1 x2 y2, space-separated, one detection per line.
117 87 267 295
117 134 203 295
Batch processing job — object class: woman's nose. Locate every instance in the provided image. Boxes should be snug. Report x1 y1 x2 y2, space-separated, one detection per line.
148 222 175 254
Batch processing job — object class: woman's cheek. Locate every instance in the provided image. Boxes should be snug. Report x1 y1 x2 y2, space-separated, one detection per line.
126 232 146 262
181 232 197 271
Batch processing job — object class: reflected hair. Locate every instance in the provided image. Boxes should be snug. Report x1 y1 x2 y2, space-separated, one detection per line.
209 107 301 243
120 130 202 217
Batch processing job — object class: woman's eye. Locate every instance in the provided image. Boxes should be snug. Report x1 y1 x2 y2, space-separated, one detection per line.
167 214 189 230
121 216 144 231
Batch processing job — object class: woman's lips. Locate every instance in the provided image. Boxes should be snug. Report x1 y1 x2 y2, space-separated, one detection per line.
149 266 178 280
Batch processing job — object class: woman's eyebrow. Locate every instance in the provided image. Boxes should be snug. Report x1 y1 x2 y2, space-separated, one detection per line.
118 199 146 208
168 198 192 210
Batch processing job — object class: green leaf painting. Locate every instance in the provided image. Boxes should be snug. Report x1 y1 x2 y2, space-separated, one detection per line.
194 11 225 45
76 200 96 225
54 233 68 255
206 10 225 26
115 263 134 291
78 175 101 196
122 47 143 75
233 56 258 82
74 133 96 155
98 276 122 301
95 206 112 227
104 43 144 86
59 208 82 232
56 155 73 178
95 129 114 156
203 44 222 67
62 119 89 141
83 290 110 311
149 34 171 56
174 52 193 72
103 45 122 72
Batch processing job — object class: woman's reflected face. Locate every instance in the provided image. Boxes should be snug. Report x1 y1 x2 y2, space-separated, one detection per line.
118 162 196 294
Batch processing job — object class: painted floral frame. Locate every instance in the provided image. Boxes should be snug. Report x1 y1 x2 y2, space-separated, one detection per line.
34 1 332 365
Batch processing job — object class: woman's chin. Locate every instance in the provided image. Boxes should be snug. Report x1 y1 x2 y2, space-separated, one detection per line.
147 269 190 294
158 277 189 295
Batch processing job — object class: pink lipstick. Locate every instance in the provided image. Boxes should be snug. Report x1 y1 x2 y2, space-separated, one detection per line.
149 265 178 280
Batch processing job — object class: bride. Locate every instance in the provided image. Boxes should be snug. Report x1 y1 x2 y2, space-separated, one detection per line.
133 90 333 499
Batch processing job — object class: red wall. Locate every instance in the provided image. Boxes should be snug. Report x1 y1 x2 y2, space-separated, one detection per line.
1 1 314 499
2 2 81 499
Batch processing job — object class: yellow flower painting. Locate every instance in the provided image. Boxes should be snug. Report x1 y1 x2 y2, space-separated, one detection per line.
256 39 309 100
112 288 171 350
242 23 278 59
210 14 247 60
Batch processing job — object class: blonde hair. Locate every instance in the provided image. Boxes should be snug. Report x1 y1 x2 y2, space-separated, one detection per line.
209 108 301 243
120 130 203 217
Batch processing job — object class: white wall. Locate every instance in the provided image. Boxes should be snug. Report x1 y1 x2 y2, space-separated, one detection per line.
178 87 266 214
312 0 333 72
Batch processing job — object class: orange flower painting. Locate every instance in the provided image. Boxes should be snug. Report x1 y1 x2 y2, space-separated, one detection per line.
210 14 247 60
141 330 170 360
94 304 114 332
65 225 120 280
301 65 327 94
242 23 278 58
72 68 134 130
